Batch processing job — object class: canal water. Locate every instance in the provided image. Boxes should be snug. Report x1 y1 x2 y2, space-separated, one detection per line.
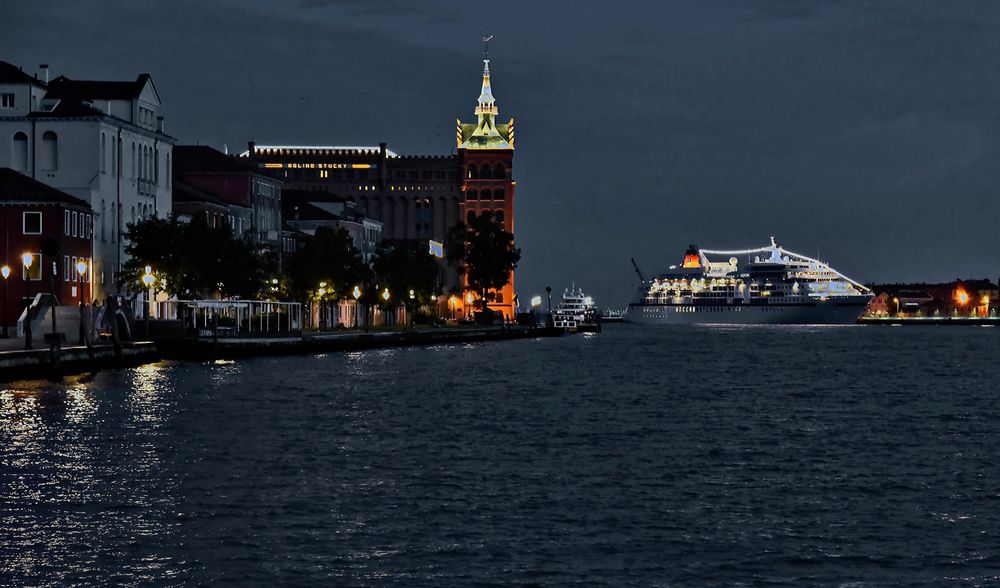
2 325 1000 586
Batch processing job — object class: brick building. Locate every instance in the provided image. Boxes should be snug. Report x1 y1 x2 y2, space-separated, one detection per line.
242 57 517 317
0 168 93 330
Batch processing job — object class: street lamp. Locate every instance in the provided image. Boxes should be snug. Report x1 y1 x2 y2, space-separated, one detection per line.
1 265 9 338
353 285 361 328
545 286 553 327
382 288 391 326
76 260 88 344
142 266 156 337
22 252 33 349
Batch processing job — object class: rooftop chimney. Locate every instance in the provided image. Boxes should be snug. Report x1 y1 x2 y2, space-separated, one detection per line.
39 64 49 84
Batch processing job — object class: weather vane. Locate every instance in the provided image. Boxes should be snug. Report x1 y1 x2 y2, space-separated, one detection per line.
482 34 493 61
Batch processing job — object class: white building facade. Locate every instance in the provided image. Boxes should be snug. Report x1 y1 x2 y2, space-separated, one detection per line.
0 62 174 299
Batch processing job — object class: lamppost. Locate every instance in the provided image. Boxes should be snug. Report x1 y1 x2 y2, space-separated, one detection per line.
22 252 33 349
1 265 9 338
546 286 553 327
353 285 361 329
142 265 155 338
448 295 456 320
76 260 88 344
408 289 415 326
466 291 474 321
382 288 390 326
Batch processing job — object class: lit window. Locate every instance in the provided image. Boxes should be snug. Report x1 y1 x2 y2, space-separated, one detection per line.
23 211 41 234
64 210 70 235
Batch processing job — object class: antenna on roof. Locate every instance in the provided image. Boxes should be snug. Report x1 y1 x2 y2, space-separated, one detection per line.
482 34 493 61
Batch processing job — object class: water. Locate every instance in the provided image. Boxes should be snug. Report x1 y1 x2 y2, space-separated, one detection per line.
3 325 1000 586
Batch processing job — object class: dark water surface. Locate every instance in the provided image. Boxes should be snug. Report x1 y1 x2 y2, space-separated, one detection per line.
3 325 1000 586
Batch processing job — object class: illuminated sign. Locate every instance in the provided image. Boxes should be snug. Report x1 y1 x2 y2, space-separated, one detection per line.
259 162 377 170
428 240 444 258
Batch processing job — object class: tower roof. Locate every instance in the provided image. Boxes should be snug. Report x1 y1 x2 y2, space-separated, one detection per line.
459 58 512 150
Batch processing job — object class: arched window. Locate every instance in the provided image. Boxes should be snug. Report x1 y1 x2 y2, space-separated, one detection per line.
467 164 478 179
101 200 106 241
493 189 504 200
101 133 107 173
466 211 476 223
154 147 159 184
111 139 116 176
131 142 136 178
495 210 505 224
166 153 171 188
11 132 28 171
467 190 478 201
494 164 505 179
41 131 58 170
117 137 122 176
480 164 492 179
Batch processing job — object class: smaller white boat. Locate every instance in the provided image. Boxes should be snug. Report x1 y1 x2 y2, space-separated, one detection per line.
552 285 600 333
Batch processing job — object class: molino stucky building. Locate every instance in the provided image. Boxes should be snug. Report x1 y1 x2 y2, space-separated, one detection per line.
243 56 517 316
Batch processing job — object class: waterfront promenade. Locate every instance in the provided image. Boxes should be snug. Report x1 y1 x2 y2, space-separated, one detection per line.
0 325 560 383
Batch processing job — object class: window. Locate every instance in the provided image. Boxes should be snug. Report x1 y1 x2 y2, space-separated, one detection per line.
23 211 41 234
0 93 14 108
494 164 505 179
64 256 70 282
77 212 84 237
71 257 77 282
166 154 170 188
480 165 492 180
111 139 116 176
495 210 505 224
64 210 70 235
494 189 504 200
41 131 57 170
131 142 136 178
467 190 478 201
23 253 41 281
71 211 78 237
12 132 28 171
101 200 106 241
101 133 107 173
467 164 478 180
467 211 476 223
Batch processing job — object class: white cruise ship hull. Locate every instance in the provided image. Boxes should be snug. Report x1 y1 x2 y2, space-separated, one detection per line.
626 301 868 325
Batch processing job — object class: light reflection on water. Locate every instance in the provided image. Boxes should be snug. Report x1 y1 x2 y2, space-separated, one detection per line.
1 326 999 585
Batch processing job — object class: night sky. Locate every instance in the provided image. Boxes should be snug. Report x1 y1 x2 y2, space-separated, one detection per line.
4 1 1000 306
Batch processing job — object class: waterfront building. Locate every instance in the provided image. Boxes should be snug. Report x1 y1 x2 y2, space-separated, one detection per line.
242 55 517 317
0 167 93 330
172 145 283 251
282 189 382 263
0 61 174 299
868 280 998 318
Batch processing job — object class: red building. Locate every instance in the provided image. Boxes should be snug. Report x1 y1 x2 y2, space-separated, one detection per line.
242 55 518 317
0 167 93 330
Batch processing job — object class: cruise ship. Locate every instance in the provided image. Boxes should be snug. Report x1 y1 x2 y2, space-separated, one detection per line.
626 239 872 325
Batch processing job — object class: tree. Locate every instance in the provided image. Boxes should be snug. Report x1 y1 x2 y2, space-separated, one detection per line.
372 241 440 317
122 215 266 299
286 227 366 302
445 213 521 311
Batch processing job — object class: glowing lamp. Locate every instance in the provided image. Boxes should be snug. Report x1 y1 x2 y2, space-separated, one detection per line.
76 260 88 276
21 253 33 268
382 288 390 302
353 286 361 299
0 265 9 279
466 292 474 304
530 295 542 307
409 289 415 300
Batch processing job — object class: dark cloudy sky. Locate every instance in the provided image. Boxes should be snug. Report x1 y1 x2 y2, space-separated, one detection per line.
5 1 1000 305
